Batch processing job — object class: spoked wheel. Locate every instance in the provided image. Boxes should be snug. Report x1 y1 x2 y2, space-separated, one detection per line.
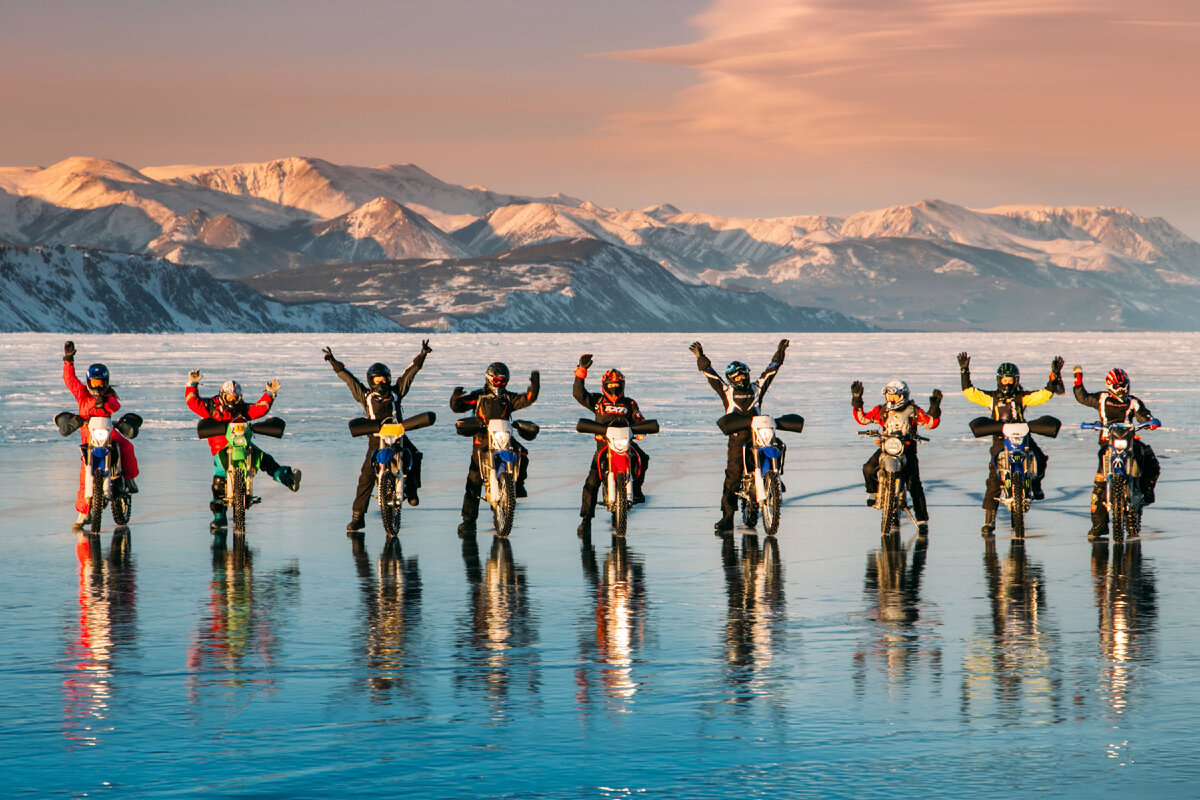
761 470 782 537
111 490 132 527
1010 481 1026 539
379 470 401 537
492 472 516 537
231 469 247 535
612 473 630 538
1110 478 1127 543
878 476 897 537
89 473 104 533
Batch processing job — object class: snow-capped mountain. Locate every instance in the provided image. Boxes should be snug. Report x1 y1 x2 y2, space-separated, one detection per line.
244 238 870 333
0 245 401 333
4 155 1200 330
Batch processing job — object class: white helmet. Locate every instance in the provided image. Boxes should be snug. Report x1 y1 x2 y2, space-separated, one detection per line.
882 379 910 409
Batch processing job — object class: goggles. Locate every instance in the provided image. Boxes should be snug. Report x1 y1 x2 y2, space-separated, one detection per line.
88 378 105 388
489 375 508 386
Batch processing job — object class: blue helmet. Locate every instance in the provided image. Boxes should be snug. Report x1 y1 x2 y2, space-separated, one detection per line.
86 363 109 395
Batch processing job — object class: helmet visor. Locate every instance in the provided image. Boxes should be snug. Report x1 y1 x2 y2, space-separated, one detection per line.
88 377 105 389
489 374 508 387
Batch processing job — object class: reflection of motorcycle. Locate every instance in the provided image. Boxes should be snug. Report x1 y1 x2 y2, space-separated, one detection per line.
56 412 142 533
1081 418 1159 542
858 427 929 537
349 412 436 537
575 418 659 537
718 413 805 536
970 416 1061 537
456 417 539 536
197 417 286 535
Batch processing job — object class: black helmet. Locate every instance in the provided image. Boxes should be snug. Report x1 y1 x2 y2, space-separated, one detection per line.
601 368 625 399
485 362 510 393
996 362 1020 396
725 361 751 389
86 363 110 396
366 362 392 390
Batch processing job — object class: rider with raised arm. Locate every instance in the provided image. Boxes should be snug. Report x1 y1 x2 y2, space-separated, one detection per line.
450 362 539 537
186 372 301 531
690 339 789 533
1072 366 1161 540
324 341 432 532
852 379 942 536
573 354 649 536
62 341 140 530
959 352 1063 536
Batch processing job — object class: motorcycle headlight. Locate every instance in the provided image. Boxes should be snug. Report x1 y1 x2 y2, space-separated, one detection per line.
753 426 775 448
90 426 110 445
882 437 905 456
230 422 248 446
490 430 511 451
1113 439 1129 451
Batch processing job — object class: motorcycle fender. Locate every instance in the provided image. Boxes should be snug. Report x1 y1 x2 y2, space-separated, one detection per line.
610 452 630 473
497 449 518 464
881 455 902 474
754 466 766 502
605 470 615 506
488 467 500 503
375 447 395 466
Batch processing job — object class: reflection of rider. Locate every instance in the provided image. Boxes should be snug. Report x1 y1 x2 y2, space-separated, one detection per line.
1091 541 1157 715
959 352 1063 536
573 354 649 536
63 341 140 529
186 373 301 530
691 339 789 532
325 343 431 532
350 534 422 699
451 362 539 537
1073 367 1161 540
852 379 941 535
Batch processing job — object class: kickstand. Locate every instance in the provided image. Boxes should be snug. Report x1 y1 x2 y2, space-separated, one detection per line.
903 507 920 529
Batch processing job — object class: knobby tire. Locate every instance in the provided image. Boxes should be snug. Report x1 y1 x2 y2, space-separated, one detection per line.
1111 477 1127 543
1011 481 1026 539
762 470 781 537
493 471 516 537
612 472 629 538
741 475 759 528
379 470 401 537
89 471 104 533
231 469 247 535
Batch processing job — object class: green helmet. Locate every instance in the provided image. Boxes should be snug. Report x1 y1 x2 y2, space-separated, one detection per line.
996 362 1020 396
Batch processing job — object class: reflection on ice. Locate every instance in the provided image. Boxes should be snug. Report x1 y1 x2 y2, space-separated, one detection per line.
854 533 940 693
456 536 539 718
576 534 648 710
1092 541 1157 719
350 534 423 703
62 531 136 748
962 540 1064 723
720 533 786 700
187 535 300 705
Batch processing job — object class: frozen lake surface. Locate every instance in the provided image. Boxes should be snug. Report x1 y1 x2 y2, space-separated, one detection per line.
3 332 1200 797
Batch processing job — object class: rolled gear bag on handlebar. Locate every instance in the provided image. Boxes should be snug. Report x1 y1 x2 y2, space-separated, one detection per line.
115 412 143 439
1026 416 1061 438
455 417 484 437
350 411 438 438
970 415 1061 439
513 420 539 441
55 412 85 437
197 416 287 439
774 413 805 434
632 420 659 435
717 412 753 436
576 418 608 435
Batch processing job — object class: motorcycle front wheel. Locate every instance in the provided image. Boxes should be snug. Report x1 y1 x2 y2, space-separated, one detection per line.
878 474 898 537
1010 480 1026 539
1110 477 1128 543
88 472 104 533
231 469 247 534
612 472 630 537
492 471 516 537
761 470 782 537
379 470 401 537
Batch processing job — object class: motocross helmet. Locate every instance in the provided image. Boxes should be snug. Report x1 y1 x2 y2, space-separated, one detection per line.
86 363 109 396
366 362 392 390
882 378 910 410
485 362 510 394
1105 368 1130 399
601 368 625 400
218 379 243 409
725 361 751 389
996 363 1020 397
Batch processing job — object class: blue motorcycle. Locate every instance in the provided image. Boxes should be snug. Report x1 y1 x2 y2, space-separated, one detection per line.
970 416 1060 538
1081 418 1159 541
349 411 436 537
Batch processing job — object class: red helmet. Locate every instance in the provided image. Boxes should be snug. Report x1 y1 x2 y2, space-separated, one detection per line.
1105 368 1130 398
601 368 625 399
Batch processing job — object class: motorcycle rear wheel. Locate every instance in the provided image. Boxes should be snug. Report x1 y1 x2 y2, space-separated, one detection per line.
493 472 516 537
761 470 782 537
379 470 401 537
111 488 132 526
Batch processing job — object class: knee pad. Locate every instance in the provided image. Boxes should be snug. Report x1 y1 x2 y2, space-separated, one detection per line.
211 475 226 497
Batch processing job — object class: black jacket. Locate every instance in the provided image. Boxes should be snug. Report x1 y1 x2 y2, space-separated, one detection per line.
451 373 540 444
573 373 645 426
328 349 428 421
1073 378 1153 436
695 341 786 417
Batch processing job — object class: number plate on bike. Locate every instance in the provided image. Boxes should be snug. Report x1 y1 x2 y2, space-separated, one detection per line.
378 423 404 438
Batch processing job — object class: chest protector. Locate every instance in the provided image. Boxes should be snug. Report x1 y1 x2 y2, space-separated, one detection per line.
883 405 918 436
992 396 1024 422
365 388 400 420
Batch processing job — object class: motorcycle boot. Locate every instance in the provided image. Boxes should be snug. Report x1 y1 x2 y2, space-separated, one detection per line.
981 508 996 537
866 493 876 507
1088 493 1109 540
1032 476 1045 501
273 466 302 492
347 512 366 532
577 517 592 537
457 519 477 538
714 515 734 535
210 504 228 531
917 521 929 537
73 512 87 531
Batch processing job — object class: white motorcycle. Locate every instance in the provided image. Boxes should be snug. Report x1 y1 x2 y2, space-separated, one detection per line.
719 412 805 536
456 416 539 536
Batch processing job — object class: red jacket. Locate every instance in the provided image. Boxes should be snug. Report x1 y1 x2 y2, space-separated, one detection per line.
853 402 940 437
186 384 273 455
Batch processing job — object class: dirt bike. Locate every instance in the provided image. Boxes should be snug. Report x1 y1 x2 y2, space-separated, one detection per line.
970 416 1061 538
56 411 142 533
197 416 286 535
575 418 660 537
456 416 539 537
858 427 929 537
1081 417 1159 542
718 412 805 536
349 411 436 537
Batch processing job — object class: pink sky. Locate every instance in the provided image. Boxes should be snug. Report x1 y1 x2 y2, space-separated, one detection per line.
3 0 1199 234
